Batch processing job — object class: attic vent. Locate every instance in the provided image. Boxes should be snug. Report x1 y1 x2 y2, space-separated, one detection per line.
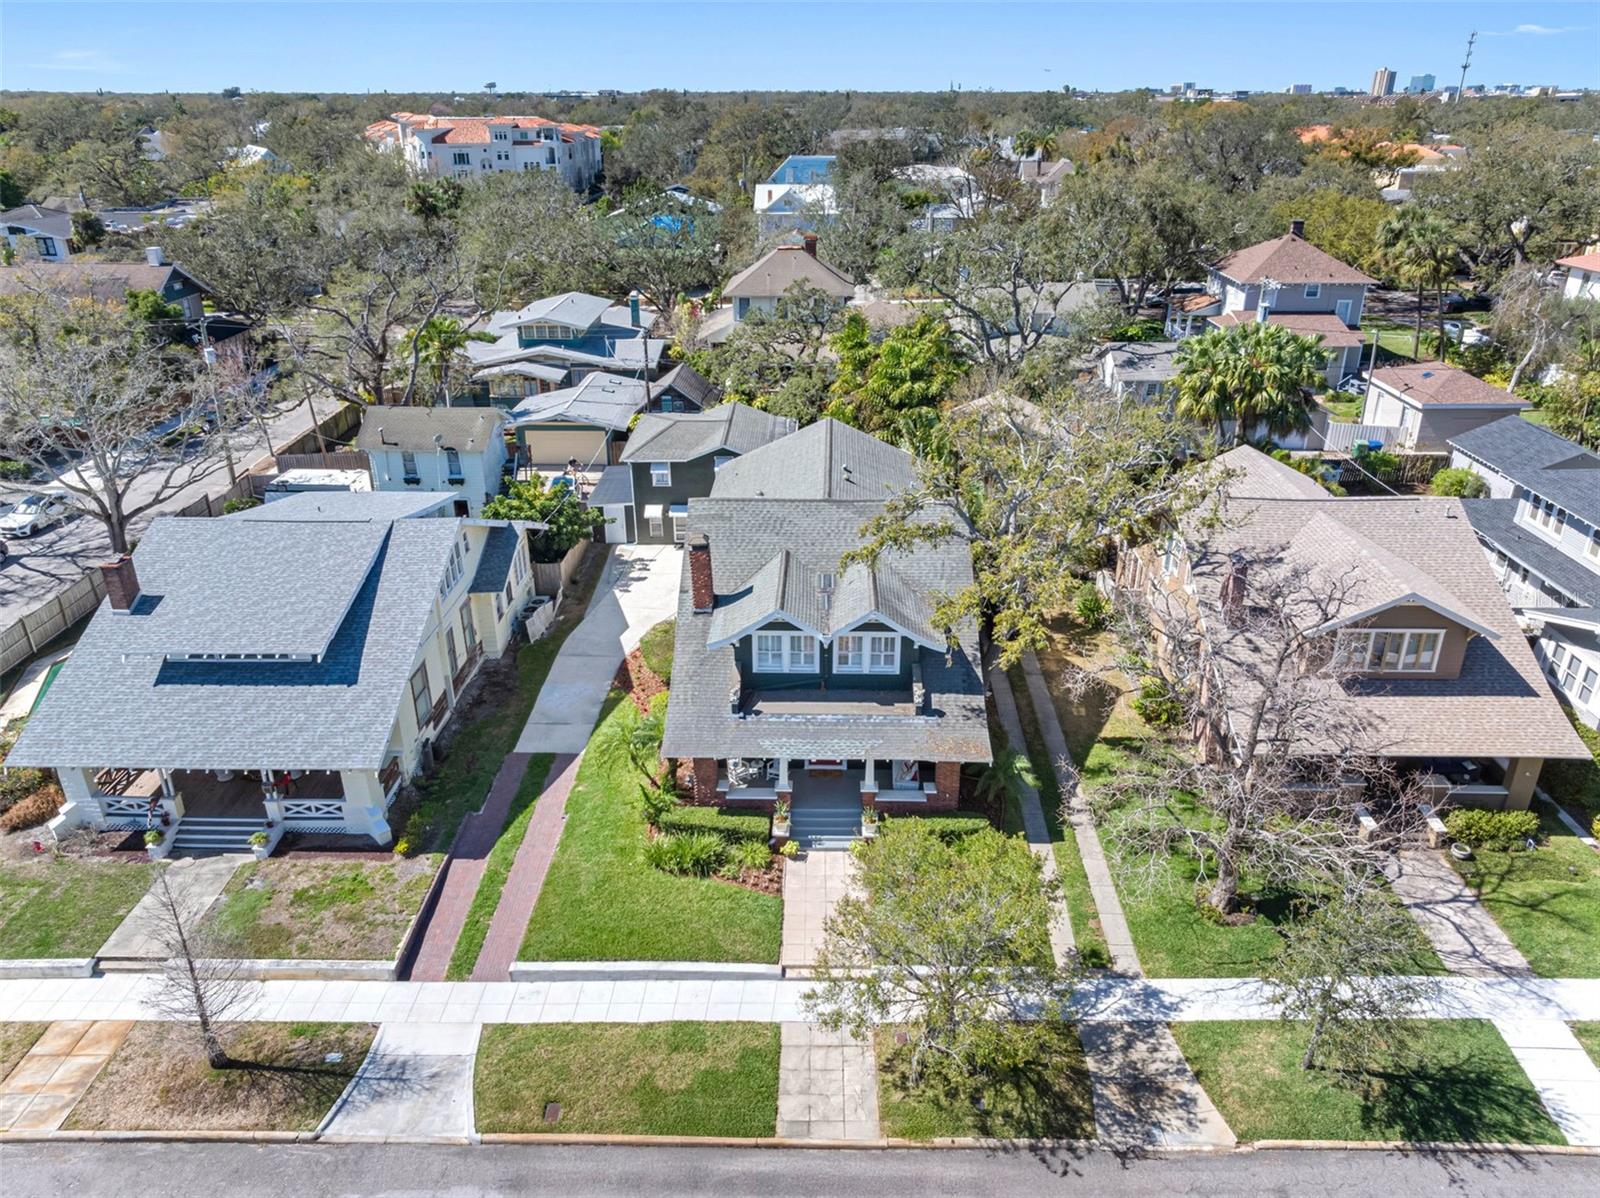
1420 370 1434 378
817 570 835 611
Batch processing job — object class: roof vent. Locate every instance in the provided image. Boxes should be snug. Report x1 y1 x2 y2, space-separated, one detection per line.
1420 371 1434 378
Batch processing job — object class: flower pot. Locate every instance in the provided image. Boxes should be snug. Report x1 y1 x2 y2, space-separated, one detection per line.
772 819 791 839
1449 841 1473 861
861 823 878 839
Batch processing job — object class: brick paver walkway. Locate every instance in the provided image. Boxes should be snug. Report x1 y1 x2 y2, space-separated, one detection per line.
0 1019 131 1131
470 752 582 981
403 751 535 982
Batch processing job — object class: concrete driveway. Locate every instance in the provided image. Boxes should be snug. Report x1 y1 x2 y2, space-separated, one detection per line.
514 544 682 754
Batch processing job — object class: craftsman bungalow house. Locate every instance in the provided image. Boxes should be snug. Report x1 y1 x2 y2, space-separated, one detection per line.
462 291 668 404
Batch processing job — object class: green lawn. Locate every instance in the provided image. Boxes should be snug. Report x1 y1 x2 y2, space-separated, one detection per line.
874 1024 1095 1141
639 618 675 683
1173 1020 1565 1144
445 753 555 980
1571 1023 1600 1068
0 857 156 958
398 544 605 855
1542 708 1600 820
475 1022 779 1136
519 697 782 962
1450 807 1600 978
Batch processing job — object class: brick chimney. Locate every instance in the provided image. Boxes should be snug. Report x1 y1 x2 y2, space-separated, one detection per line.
800 232 818 257
1220 555 1249 626
100 556 141 612
1288 219 1306 238
687 533 714 614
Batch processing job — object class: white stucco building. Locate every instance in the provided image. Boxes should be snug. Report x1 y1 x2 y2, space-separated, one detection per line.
364 112 601 191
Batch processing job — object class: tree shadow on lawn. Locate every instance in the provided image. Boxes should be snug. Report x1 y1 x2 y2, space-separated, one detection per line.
1351 1052 1559 1145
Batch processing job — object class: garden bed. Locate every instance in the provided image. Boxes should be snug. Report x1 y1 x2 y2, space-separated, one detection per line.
64 1021 376 1131
0 856 157 958
475 1022 779 1137
1172 1020 1564 1144
199 856 441 961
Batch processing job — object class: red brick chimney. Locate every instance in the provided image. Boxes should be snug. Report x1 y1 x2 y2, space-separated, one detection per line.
800 232 818 257
687 533 714 614
100 556 141 612
1220 555 1249 626
1289 219 1306 238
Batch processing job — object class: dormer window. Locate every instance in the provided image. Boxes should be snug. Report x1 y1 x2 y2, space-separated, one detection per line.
650 462 671 486
1336 628 1442 674
753 631 818 673
835 633 899 674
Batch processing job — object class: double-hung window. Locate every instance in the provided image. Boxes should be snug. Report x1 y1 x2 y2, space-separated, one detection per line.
445 448 463 483
401 450 420 483
755 633 785 672
834 633 899 673
650 462 671 487
787 634 817 672
445 628 460 678
1304 283 1321 299
1527 491 1567 536
410 664 432 728
1587 531 1600 562
753 632 817 672
835 635 863 671
867 634 898 672
461 604 478 649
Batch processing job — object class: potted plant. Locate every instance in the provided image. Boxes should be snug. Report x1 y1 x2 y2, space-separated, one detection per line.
143 827 167 860
1449 840 1473 861
771 798 791 840
248 828 273 860
860 806 879 838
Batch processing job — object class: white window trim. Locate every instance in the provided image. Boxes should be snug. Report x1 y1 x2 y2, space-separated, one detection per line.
1523 490 1568 543
1336 627 1445 674
752 630 819 673
1304 282 1321 299
650 461 671 486
834 632 900 675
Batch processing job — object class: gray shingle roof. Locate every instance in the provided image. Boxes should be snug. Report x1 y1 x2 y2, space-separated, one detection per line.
7 516 464 772
709 418 919 501
0 204 72 240
1100 340 1181 383
621 403 796 464
469 523 521 593
1450 415 1600 526
722 245 855 300
509 373 647 431
355 405 505 454
236 490 457 523
1462 499 1600 608
655 362 720 410
585 464 634 508
509 291 613 330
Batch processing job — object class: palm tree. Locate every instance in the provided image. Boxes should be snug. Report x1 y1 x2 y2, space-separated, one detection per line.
1174 323 1326 446
402 315 495 406
973 749 1037 807
1376 207 1459 360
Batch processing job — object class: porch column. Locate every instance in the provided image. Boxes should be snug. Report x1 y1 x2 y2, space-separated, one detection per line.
860 756 877 810
337 769 393 845
158 768 185 821
932 762 961 812
53 766 105 834
1502 757 1543 811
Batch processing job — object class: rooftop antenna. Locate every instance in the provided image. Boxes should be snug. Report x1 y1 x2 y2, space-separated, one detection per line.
1455 30 1476 103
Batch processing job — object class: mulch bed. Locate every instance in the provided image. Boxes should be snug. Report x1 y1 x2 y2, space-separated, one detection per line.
715 856 784 897
613 648 667 715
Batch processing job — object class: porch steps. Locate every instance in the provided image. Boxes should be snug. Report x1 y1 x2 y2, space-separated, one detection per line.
790 805 861 851
170 816 264 856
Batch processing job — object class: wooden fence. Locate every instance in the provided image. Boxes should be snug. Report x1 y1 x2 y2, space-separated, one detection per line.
271 450 370 474
531 538 587 598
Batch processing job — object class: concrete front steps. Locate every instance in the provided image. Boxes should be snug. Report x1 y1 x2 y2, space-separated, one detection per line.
790 801 861 850
170 816 264 856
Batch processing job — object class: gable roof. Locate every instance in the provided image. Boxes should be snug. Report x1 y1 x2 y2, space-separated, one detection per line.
1100 340 1181 383
1204 445 1331 500
0 203 72 239
621 403 797 464
0 260 207 302
509 291 614 330
1449 414 1600 525
709 418 918 501
508 372 647 431
355 405 505 454
655 362 720 409
704 551 941 650
722 244 855 300
1208 311 1365 347
469 523 521 594
1210 231 1377 286
1370 363 1530 408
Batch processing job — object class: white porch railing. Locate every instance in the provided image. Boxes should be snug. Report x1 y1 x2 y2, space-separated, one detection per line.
278 799 344 822
1323 421 1401 453
98 794 176 828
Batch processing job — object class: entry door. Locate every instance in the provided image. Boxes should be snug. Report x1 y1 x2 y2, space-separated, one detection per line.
602 504 628 544
1335 298 1354 325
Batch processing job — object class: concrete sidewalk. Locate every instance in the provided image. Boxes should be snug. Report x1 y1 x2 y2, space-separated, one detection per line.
777 1022 880 1140
1078 1021 1236 1148
321 1021 481 1141
515 545 681 755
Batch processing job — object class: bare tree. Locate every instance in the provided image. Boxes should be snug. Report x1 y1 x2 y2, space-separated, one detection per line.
143 870 256 1069
0 283 272 553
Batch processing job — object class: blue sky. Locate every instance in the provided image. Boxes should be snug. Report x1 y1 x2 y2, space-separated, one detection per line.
2 2 1596 94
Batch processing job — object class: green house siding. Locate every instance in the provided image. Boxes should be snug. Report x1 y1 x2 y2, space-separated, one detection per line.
629 452 726 545
733 620 914 691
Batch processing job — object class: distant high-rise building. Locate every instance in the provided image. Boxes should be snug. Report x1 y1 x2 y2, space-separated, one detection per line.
1289 83 1313 95
1370 67 1397 97
1406 73 1436 93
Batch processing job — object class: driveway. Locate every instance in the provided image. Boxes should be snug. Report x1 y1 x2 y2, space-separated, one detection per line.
515 544 681 754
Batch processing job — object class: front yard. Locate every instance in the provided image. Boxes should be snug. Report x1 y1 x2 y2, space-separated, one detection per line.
1450 807 1600 978
1173 1020 1565 1144
518 697 782 963
64 1021 376 1131
0 856 156 958
474 1022 779 1137
1573 1023 1600 1068
200 856 441 960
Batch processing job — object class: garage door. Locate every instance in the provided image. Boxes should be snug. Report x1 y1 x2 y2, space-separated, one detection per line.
526 429 607 470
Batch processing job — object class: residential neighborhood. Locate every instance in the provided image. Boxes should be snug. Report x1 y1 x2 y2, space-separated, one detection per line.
1 4 1600 1194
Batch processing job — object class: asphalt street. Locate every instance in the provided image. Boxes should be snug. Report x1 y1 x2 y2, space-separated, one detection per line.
2 1142 1594 1197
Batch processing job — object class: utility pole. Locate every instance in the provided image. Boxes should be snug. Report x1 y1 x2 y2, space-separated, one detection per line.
1456 30 1476 103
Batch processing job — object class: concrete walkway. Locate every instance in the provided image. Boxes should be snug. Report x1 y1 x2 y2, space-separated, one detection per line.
515 545 681 755
404 752 536 982
1078 1021 1236 1148
988 661 1075 963
321 1021 480 1142
0 1019 131 1131
777 1022 880 1140
1018 650 1142 975
470 753 582 981
779 851 859 974
96 855 243 965
1386 849 1534 977
1493 1018 1600 1147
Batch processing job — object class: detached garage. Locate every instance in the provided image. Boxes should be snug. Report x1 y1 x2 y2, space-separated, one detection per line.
509 372 648 472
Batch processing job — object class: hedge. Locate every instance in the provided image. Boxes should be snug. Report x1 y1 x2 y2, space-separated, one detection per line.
657 805 771 845
884 812 994 842
1445 808 1540 850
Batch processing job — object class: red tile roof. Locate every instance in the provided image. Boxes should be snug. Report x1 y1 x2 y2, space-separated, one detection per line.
1557 251 1600 272
363 113 599 146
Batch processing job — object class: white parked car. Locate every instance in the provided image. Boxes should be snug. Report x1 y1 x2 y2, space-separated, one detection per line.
0 492 71 537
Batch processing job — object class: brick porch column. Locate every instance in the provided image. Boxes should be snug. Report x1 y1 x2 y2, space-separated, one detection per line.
691 757 719 805
932 762 961 811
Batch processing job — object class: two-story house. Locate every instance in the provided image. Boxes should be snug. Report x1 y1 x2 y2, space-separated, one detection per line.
1115 445 1590 810
1167 221 1376 389
706 237 856 345
357 405 509 516
507 372 649 475
588 402 798 545
1360 363 1531 452
364 113 602 191
663 419 992 847
1450 415 1600 728
6 490 536 854
0 203 73 261
1556 251 1600 303
463 291 667 403
753 155 837 237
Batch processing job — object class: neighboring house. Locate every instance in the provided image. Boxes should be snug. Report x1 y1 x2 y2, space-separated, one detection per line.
652 362 721 413
1206 311 1366 390
597 402 798 545
752 155 837 236
1115 445 1590 810
1556 251 1600 302
663 418 992 845
364 112 602 191
6 490 536 850
1167 221 1376 340
462 291 666 403
507 372 648 471
357 405 510 516
706 238 856 344
1450 415 1600 728
1360 363 1530 452
1017 157 1076 206
0 248 213 322
0 204 74 261
1098 341 1181 401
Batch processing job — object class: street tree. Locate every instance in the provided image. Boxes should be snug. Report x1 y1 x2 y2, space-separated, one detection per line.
1172 322 1324 446
144 870 256 1070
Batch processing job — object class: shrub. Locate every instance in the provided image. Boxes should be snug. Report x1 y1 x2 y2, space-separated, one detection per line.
0 788 61 832
640 783 678 829
1429 467 1489 498
1078 941 1112 969
643 830 726 876
656 805 771 844
1073 581 1109 629
1445 808 1541 850
1592 814 1600 841
0 765 48 813
909 813 994 843
779 839 798 858
718 838 772 877
0 459 32 482
1131 677 1185 728
144 828 164 847
222 496 261 514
